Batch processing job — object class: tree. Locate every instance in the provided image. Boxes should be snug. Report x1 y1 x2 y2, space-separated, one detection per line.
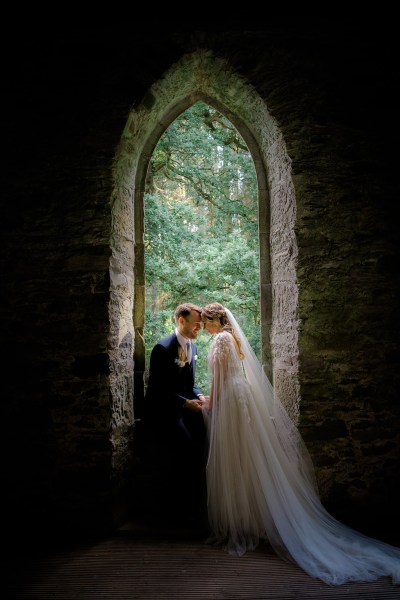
144 101 260 388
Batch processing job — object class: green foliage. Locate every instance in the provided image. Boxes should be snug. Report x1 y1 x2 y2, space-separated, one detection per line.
144 101 261 391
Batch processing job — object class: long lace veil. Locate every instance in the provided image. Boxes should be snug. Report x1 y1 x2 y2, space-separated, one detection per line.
224 307 318 493
220 307 400 585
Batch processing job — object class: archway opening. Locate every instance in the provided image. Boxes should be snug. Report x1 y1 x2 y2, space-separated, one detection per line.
137 100 260 413
109 51 299 499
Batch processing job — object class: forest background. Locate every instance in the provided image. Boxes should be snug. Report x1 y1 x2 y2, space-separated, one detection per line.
144 101 261 389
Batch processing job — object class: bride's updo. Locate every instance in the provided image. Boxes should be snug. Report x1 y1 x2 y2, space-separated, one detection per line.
201 302 228 326
201 302 244 359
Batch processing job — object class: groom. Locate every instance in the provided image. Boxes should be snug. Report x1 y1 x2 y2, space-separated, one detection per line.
143 302 208 526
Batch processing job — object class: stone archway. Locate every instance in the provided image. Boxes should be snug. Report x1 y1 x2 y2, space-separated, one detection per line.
109 50 299 470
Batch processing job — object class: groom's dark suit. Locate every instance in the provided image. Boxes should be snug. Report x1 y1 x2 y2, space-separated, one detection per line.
144 332 207 523
145 332 202 423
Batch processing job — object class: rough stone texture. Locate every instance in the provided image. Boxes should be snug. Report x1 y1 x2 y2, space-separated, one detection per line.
3 20 399 536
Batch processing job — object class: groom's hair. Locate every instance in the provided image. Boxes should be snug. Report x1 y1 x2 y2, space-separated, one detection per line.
174 302 202 322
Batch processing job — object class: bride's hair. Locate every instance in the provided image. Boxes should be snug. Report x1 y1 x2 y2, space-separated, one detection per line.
201 302 244 359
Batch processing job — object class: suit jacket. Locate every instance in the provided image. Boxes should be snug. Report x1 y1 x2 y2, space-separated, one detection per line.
144 332 201 424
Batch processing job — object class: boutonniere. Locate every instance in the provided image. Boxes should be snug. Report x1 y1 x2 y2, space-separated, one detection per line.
194 355 198 361
175 346 186 368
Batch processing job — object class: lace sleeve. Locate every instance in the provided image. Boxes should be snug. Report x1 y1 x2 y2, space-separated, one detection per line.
208 332 232 409
211 331 231 365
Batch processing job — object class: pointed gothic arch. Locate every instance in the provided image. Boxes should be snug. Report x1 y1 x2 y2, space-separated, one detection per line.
109 50 300 468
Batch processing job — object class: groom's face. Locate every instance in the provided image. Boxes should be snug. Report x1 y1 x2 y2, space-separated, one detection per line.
180 310 202 339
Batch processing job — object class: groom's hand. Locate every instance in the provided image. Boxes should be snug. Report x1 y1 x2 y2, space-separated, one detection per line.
184 399 204 412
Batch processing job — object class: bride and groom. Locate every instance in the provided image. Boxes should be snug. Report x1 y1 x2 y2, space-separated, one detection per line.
144 301 400 586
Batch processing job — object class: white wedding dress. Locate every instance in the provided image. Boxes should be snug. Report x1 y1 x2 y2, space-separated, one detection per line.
203 308 400 586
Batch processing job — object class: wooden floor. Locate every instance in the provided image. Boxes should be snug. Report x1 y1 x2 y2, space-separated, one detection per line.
6 519 400 600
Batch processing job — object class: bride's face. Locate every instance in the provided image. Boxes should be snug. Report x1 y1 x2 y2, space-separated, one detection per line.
202 318 222 335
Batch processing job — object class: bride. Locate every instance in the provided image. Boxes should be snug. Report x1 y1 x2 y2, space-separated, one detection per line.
200 302 400 586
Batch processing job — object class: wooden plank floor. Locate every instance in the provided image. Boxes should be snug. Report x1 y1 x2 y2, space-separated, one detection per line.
6 520 400 600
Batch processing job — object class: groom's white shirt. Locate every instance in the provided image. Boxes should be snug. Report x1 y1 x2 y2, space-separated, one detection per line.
175 328 192 362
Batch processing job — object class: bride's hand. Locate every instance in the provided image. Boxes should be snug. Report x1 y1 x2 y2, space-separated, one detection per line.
201 395 210 410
